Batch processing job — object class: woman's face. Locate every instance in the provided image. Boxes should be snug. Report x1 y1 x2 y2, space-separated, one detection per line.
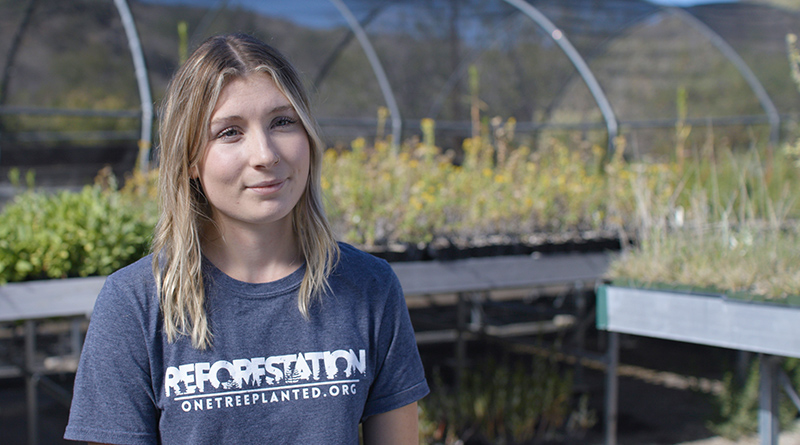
195 73 310 234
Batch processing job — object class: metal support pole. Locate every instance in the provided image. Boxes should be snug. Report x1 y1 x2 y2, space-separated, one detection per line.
501 0 619 155
759 354 780 445
0 0 38 164
455 292 467 389
780 369 800 412
670 8 780 147
114 0 154 173
25 320 38 445
573 283 587 388
313 7 383 88
37 374 73 407
329 0 402 153
604 332 619 445
70 318 82 356
468 292 485 333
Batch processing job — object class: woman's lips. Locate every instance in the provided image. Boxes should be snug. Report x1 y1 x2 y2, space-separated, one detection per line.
247 179 285 195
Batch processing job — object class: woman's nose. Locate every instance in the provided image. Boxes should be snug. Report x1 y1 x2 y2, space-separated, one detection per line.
250 130 280 167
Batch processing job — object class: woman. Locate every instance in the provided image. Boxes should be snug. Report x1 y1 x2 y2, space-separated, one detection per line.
65 33 428 444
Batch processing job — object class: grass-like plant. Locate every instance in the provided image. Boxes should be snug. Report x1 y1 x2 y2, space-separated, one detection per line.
606 143 800 303
418 355 580 444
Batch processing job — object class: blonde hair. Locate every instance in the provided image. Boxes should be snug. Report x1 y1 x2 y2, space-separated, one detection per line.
152 34 339 349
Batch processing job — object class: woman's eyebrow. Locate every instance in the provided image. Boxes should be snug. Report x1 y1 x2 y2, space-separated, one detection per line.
269 104 296 114
210 104 295 123
208 115 241 129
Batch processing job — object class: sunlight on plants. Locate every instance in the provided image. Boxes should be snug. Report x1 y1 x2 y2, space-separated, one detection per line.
322 118 622 248
2 105 800 302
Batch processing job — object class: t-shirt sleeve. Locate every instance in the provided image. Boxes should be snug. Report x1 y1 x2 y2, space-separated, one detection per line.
362 268 429 419
64 273 159 445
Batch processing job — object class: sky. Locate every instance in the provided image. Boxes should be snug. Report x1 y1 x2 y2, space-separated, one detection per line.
142 0 740 30
647 0 736 5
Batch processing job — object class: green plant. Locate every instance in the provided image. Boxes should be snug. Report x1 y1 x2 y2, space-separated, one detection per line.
419 355 584 444
0 168 157 283
322 122 625 247
708 358 800 439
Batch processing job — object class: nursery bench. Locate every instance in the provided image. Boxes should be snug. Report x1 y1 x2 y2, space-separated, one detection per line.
0 275 105 445
393 251 610 343
596 285 800 445
0 251 612 445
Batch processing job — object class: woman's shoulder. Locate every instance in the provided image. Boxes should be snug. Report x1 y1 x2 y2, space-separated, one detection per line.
105 254 156 284
330 243 403 305
97 255 158 307
336 242 393 274
90 255 159 324
333 242 399 288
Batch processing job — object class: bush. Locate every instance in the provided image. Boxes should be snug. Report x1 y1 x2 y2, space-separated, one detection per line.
0 168 157 283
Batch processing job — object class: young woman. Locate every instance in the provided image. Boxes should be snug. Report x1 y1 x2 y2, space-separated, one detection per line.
65 33 428 444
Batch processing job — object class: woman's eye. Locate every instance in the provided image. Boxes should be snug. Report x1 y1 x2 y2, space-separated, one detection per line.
273 117 297 128
217 127 241 139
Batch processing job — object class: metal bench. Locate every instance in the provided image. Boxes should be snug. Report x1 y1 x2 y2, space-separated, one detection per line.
1 251 611 445
0 275 105 445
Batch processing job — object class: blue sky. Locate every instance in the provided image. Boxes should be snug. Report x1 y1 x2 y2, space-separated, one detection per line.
144 0 739 30
647 0 736 4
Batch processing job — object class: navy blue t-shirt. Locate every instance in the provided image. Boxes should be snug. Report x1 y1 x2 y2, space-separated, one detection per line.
65 243 429 444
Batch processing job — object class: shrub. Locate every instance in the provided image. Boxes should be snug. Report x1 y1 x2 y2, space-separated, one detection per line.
0 168 157 283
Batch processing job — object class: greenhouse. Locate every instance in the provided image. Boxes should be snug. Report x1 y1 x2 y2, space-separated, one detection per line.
1 0 799 184
2 1 800 444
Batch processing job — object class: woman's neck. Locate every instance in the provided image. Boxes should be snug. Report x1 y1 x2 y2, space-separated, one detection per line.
200 218 303 284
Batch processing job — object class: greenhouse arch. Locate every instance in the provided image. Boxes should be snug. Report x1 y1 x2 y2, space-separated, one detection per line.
0 0 798 175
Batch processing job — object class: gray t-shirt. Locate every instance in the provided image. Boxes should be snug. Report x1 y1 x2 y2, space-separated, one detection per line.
65 243 429 444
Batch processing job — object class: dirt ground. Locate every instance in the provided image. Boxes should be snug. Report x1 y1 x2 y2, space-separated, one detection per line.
575 335 800 445
680 427 800 445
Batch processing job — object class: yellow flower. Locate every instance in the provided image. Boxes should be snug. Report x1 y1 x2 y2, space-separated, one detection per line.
351 137 366 151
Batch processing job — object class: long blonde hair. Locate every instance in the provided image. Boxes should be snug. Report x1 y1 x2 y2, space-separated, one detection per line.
152 34 339 350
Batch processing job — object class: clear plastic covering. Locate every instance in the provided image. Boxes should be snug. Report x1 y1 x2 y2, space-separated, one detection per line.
1 0 799 162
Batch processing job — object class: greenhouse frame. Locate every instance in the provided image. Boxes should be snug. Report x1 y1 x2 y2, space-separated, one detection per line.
0 0 799 180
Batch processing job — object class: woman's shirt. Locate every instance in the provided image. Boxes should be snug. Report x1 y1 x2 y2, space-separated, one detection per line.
65 243 429 444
